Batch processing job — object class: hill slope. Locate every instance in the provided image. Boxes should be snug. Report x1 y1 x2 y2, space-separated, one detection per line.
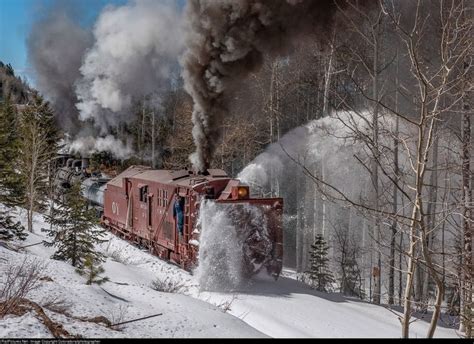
0 61 31 104
0 206 460 338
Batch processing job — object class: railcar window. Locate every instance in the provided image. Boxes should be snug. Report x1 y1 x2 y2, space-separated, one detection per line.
157 189 168 208
139 186 148 203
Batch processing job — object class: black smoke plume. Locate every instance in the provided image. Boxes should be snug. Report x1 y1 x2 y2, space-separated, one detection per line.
27 7 92 133
181 0 372 172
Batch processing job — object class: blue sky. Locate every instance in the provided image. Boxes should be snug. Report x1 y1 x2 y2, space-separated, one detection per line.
0 0 128 84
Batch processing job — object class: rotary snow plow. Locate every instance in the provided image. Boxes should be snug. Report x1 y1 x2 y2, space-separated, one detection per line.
214 195 284 280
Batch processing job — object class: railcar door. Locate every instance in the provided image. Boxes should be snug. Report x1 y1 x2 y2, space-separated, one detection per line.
136 184 149 237
147 193 153 228
175 188 190 243
156 187 174 249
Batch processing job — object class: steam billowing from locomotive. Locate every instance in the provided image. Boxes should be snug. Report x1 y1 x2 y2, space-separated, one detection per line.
75 0 184 131
28 7 92 133
28 0 184 156
69 135 134 160
28 0 372 164
181 0 372 171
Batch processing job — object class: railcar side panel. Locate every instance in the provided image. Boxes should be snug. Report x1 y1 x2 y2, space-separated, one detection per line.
103 184 128 232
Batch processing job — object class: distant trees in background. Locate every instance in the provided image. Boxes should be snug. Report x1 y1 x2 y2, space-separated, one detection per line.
333 223 364 299
0 97 23 205
0 61 31 104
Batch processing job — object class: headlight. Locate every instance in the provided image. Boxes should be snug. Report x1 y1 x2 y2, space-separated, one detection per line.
237 186 249 199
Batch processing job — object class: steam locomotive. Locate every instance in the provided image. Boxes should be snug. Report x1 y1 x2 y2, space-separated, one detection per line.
54 156 284 279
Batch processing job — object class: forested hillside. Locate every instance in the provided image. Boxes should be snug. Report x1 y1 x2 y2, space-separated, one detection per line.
0 61 31 104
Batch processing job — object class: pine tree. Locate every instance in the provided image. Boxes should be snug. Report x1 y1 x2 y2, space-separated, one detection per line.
18 94 61 232
306 234 335 292
0 97 25 241
0 97 23 203
76 254 109 285
0 213 26 241
43 182 106 268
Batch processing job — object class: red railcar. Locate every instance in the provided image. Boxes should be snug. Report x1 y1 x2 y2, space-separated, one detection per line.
101 166 283 278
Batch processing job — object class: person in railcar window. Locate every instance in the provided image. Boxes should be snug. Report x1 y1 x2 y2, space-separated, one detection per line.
173 193 185 240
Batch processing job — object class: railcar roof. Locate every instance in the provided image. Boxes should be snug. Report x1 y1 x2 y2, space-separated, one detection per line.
108 165 231 188
107 165 151 187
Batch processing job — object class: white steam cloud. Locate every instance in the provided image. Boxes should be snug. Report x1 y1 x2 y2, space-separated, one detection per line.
75 0 185 131
69 135 133 159
29 0 186 157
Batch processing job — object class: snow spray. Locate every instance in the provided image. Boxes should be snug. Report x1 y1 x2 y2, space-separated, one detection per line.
195 200 272 291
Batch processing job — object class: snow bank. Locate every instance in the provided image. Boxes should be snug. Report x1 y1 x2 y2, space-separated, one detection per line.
0 206 460 338
0 207 266 338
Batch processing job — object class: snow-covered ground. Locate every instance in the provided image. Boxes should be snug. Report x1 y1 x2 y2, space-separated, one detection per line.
0 207 461 338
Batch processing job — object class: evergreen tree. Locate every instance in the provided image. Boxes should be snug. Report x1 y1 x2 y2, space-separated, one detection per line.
306 234 335 292
0 97 25 241
0 213 26 242
18 94 61 231
0 97 23 204
76 254 109 285
43 182 106 268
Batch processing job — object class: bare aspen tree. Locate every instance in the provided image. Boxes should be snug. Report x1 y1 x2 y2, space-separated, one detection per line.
18 96 59 232
151 109 156 169
389 47 400 305
141 100 146 163
334 0 387 305
380 0 470 337
459 0 473 335
323 30 337 117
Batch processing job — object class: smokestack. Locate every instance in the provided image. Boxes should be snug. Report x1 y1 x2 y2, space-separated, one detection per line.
81 158 90 170
72 160 82 170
